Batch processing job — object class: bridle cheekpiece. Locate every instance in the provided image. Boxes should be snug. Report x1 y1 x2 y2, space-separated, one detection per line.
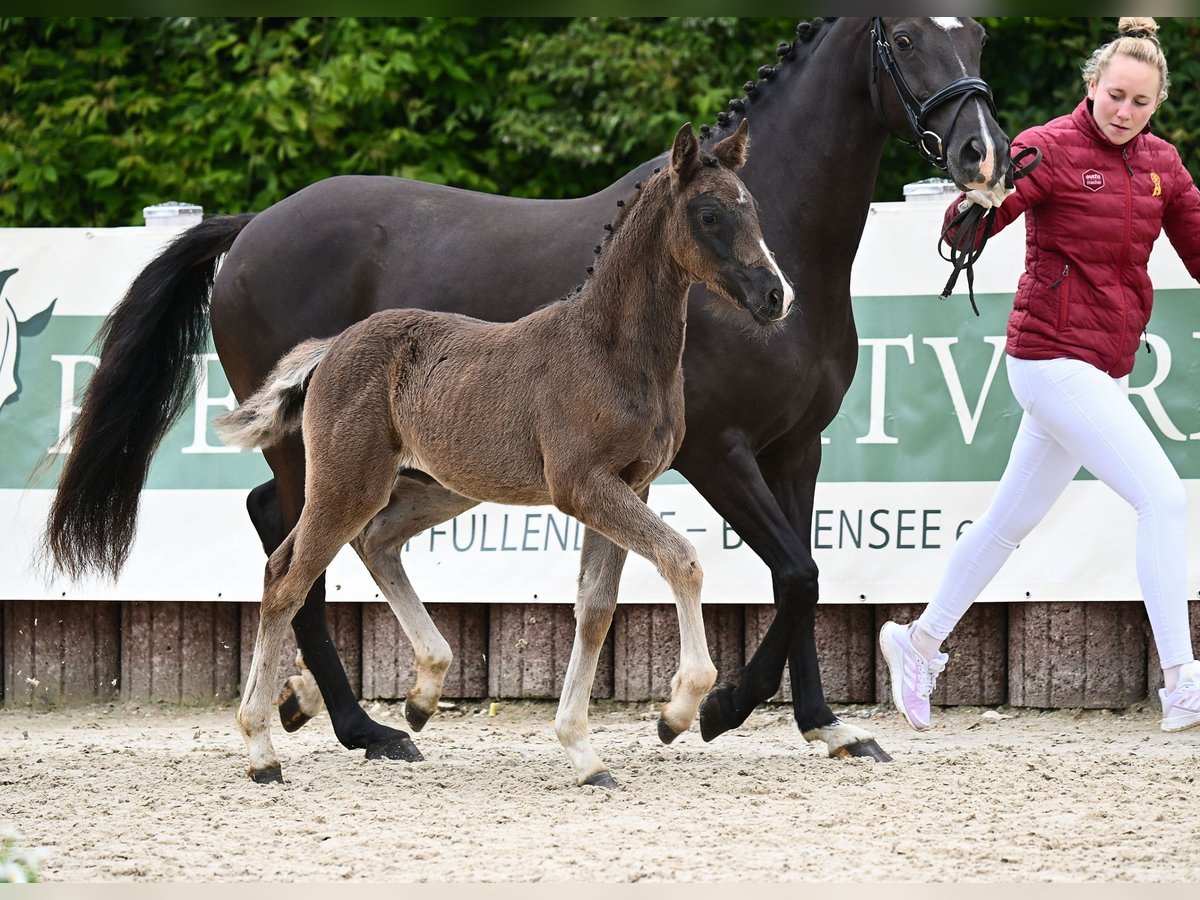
870 17 997 170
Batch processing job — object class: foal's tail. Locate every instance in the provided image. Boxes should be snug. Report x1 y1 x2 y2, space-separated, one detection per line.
214 337 333 450
43 213 257 581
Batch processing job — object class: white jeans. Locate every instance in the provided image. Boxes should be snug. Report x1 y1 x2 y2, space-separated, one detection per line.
916 355 1194 668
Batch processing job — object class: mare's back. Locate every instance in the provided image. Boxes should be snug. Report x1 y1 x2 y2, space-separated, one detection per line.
213 173 647 335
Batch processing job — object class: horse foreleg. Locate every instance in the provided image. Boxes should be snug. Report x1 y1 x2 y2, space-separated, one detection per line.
566 478 716 747
765 446 892 762
555 528 628 788
677 446 802 739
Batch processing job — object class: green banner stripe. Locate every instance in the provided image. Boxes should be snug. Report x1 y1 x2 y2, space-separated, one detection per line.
3 289 1197 490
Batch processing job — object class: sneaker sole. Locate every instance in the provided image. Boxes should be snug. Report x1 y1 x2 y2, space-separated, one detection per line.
1160 715 1200 733
879 626 928 732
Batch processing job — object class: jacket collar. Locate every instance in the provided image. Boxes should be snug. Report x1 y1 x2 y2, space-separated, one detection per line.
1072 98 1150 154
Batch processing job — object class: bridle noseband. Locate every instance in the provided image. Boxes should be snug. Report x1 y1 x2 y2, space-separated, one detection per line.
870 17 997 170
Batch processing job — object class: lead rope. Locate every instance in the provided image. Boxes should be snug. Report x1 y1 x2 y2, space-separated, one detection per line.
938 146 1042 315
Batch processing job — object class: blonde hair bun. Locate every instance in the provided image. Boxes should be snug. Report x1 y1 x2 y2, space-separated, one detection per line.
1082 17 1169 102
1117 17 1159 42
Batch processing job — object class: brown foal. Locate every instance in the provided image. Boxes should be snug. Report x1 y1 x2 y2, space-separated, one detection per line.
217 120 792 787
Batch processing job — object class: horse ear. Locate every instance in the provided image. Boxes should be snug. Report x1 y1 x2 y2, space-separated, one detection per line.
670 122 702 186
712 118 750 171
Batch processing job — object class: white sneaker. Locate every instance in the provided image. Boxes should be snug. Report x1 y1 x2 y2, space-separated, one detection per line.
1160 660 1200 732
879 621 949 731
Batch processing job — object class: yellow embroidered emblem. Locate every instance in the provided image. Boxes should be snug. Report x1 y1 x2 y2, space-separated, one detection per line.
1151 172 1162 196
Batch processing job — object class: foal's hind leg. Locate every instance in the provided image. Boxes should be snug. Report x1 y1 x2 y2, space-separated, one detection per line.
351 480 479 731
555 527 629 787
555 475 716 747
237 452 415 782
248 469 419 757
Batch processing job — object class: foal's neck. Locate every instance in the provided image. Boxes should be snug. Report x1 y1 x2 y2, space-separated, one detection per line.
572 177 690 373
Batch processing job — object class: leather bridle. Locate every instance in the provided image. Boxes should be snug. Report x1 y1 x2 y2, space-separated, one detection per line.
869 16 997 171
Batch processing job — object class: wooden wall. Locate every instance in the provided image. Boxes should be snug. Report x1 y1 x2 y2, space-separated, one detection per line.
3 599 1197 709
10 212 1196 716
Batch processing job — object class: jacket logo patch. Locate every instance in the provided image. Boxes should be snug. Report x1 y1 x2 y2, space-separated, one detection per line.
1151 172 1162 196
1082 169 1104 191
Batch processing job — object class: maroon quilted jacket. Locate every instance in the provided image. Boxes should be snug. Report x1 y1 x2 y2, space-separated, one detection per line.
944 99 1200 377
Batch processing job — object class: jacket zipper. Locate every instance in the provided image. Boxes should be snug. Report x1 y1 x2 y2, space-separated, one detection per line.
1052 263 1070 330
1118 147 1134 364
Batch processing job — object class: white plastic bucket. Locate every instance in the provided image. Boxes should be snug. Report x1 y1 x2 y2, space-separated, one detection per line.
143 201 204 228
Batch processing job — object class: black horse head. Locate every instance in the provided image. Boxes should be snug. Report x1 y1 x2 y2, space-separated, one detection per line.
870 16 1011 193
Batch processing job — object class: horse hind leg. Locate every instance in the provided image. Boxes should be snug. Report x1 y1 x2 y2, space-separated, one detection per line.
243 480 325 734
237 531 318 783
278 650 324 732
238 448 420 781
554 527 629 788
351 485 477 733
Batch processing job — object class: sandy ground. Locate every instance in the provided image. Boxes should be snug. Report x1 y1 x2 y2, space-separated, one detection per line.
1 697 1197 883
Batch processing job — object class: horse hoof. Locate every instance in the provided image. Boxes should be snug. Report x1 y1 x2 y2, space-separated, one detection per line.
278 687 312 734
698 687 736 743
584 771 619 790
831 739 893 763
365 734 424 762
249 763 283 784
404 701 432 733
657 716 681 745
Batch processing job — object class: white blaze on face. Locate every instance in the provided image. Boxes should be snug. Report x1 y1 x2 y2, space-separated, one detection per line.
759 239 793 316
929 16 998 187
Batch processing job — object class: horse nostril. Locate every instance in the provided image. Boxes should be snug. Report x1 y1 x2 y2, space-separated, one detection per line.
768 287 783 311
960 136 985 169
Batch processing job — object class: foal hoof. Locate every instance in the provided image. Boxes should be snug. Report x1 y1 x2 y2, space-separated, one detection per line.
698 686 737 743
249 763 283 784
583 771 619 790
365 734 424 762
831 738 893 763
404 701 433 733
657 716 682 745
278 687 312 734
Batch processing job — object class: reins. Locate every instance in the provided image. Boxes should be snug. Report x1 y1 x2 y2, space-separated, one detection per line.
937 145 1042 314
865 18 1044 316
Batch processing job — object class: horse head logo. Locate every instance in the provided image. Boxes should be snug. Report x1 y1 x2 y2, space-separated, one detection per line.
0 268 57 414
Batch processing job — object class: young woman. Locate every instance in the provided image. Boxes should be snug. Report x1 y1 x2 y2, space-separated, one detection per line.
881 17 1200 734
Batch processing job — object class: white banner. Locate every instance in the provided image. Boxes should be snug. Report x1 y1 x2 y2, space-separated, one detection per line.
2 204 1197 604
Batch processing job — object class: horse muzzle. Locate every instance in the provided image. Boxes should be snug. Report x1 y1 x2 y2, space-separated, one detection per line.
731 265 793 324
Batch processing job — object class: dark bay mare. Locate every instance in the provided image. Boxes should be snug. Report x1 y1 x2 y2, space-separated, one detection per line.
45 18 1011 766
213 122 788 784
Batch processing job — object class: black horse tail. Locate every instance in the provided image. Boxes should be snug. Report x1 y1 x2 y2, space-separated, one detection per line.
214 337 332 451
43 213 258 581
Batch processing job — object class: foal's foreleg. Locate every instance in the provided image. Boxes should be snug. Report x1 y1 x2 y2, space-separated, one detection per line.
555 527 629 787
565 478 717 744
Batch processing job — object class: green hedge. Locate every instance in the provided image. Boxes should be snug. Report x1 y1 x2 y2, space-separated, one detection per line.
3 17 1198 226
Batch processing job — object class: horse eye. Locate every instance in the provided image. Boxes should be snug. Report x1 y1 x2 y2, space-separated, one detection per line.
701 210 718 225
894 34 912 51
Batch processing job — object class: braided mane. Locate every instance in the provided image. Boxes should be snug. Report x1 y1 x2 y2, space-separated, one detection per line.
700 18 836 149
559 18 837 304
